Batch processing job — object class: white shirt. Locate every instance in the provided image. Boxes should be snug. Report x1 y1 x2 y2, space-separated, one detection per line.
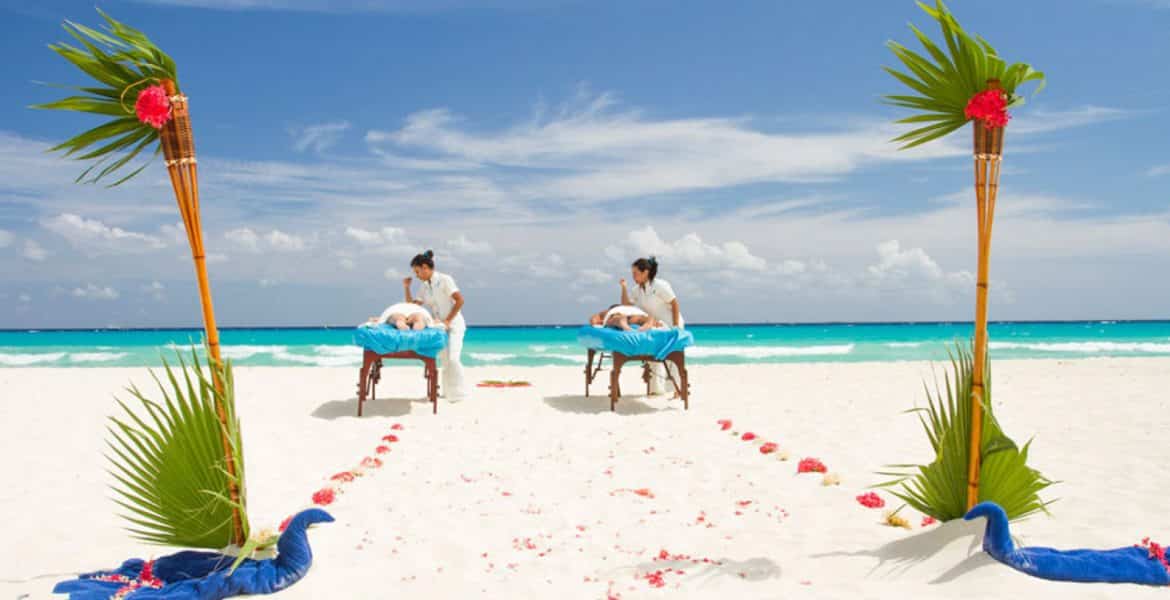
418 271 466 331
376 303 434 327
629 278 684 328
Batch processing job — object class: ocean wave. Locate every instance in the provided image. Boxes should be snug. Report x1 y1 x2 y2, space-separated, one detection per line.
469 352 517 362
688 344 855 358
69 352 129 363
0 352 66 366
221 345 288 360
529 344 572 353
884 342 922 348
990 341 1170 353
311 345 363 358
272 350 361 367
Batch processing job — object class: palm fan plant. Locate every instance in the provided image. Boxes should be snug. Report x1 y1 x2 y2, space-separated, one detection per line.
109 350 251 547
34 10 244 546
884 0 1045 510
876 343 1054 521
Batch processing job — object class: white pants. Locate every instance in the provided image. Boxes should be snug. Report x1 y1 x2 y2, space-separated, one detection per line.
648 361 679 395
440 326 467 401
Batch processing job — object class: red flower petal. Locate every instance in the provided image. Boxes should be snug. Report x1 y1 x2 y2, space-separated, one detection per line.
361 456 383 469
311 487 336 506
390 424 404 430
382 434 400 443
759 442 778 454
921 516 937 527
330 471 356 482
375 445 391 454
797 457 827 473
856 492 885 509
717 419 732 431
741 432 757 441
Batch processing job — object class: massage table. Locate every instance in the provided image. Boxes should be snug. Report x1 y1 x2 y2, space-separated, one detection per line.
577 325 695 411
352 325 448 415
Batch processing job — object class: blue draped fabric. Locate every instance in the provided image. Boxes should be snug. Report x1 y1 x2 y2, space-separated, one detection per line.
576 325 694 361
965 502 1170 586
352 325 447 358
54 509 334 599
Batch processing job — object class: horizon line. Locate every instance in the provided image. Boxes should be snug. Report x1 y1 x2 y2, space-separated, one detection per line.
1 318 1166 333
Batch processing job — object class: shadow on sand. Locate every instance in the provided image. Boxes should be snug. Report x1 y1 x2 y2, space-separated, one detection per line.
811 519 996 583
542 394 677 415
311 396 429 420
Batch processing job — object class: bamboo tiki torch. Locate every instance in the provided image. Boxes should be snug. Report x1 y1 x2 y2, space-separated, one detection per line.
966 79 1005 511
158 79 244 545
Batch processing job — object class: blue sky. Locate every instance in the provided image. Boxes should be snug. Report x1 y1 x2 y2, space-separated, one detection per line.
1 0 1168 327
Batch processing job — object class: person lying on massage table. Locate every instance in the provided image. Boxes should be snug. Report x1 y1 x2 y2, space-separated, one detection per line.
366 302 437 331
588 304 665 331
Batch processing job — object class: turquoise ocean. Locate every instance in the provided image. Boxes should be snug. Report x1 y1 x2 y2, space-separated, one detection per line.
1 321 1169 368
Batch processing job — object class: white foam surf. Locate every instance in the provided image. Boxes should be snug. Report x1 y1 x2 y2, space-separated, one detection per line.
687 344 855 358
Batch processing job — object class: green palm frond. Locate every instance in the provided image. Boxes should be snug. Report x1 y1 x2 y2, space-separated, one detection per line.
106 348 250 548
874 342 1054 521
884 0 1045 149
31 9 178 186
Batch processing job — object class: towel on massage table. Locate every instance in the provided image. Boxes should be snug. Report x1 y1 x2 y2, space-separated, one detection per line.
353 324 448 358
576 325 694 361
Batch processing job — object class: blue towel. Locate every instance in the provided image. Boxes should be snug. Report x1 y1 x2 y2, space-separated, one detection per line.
965 502 1170 586
53 509 334 599
352 325 448 359
576 325 694 361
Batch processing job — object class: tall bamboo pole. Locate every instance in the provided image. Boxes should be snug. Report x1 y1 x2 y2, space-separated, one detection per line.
966 79 1005 511
158 79 244 546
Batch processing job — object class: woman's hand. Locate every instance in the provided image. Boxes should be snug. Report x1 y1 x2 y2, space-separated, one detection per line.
619 278 627 289
402 277 412 288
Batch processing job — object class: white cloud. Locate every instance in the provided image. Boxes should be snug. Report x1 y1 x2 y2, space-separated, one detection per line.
345 226 412 248
365 89 1124 207
0 229 12 248
339 257 356 271
384 267 404 280
159 222 188 245
72 283 120 301
624 226 767 272
1147 164 1170 177
42 213 166 254
259 278 279 288
225 228 260 250
577 294 600 305
266 230 306 252
18 293 31 303
579 268 611 285
224 228 307 252
448 234 493 256
1010 106 1131 135
290 121 351 153
23 240 48 262
141 281 166 301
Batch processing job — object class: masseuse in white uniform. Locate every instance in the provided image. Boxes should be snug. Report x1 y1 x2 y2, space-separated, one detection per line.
620 256 685 397
403 250 468 403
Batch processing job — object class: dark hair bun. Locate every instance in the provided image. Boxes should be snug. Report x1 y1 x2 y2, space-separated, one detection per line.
648 256 658 266
423 250 434 259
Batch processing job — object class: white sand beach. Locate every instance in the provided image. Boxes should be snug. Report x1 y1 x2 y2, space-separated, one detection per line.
3 358 1169 599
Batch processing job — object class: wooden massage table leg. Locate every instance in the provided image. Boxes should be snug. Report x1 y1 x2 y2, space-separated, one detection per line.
610 352 629 411
665 352 689 410
585 348 595 397
357 349 379 417
423 356 439 414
